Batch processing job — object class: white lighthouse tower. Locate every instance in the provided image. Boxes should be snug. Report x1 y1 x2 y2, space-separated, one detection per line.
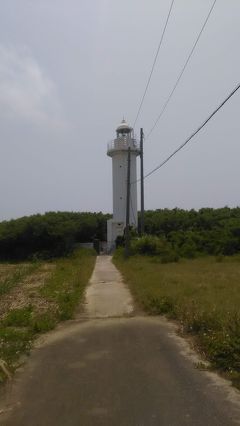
107 119 140 251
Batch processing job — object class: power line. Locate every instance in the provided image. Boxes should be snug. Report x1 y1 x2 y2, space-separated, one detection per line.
144 81 240 180
146 0 217 139
133 0 175 129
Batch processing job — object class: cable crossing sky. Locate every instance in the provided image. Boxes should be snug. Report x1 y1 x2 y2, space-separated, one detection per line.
133 0 175 129
146 0 217 140
143 81 240 181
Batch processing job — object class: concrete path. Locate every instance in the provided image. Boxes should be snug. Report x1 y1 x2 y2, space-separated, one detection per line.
84 256 134 318
1 256 240 425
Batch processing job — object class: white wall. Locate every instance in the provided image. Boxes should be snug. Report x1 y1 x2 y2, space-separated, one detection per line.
112 150 138 227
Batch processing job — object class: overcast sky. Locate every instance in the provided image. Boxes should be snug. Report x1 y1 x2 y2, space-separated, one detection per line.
0 0 240 221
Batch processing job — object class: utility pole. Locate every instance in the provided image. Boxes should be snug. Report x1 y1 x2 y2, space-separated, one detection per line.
125 147 131 257
140 128 145 236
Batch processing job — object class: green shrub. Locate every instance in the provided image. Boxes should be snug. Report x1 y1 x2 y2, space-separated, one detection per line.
131 235 156 255
31 313 56 333
131 235 178 263
115 235 125 248
0 328 33 364
180 241 198 259
3 306 33 327
199 329 240 372
143 295 175 315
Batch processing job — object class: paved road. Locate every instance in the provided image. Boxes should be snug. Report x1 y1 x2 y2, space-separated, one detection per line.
1 256 240 425
84 256 134 318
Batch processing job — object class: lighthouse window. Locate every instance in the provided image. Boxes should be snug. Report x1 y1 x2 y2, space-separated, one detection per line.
120 197 122 200
120 165 122 168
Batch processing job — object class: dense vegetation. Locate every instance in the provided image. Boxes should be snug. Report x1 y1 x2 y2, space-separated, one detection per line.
0 207 240 260
142 207 240 257
114 252 240 389
0 212 109 260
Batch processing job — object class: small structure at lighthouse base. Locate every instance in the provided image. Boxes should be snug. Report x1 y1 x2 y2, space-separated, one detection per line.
107 119 140 251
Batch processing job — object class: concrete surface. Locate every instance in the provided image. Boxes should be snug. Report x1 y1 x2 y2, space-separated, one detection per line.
1 256 240 425
84 256 134 318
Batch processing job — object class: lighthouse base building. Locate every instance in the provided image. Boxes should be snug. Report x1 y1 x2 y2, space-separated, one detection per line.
107 120 140 251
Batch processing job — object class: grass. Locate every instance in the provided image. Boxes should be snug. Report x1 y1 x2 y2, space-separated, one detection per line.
3 305 33 327
39 248 96 321
0 263 40 296
0 327 32 367
114 251 240 389
0 249 96 383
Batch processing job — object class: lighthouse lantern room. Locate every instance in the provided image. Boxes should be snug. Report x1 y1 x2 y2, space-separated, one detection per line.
107 119 140 251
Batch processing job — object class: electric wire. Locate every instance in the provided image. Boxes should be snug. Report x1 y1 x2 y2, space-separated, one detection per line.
133 0 175 129
146 0 217 139
143 81 240 181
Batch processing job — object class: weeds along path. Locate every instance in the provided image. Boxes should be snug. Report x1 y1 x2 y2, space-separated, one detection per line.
0 249 96 384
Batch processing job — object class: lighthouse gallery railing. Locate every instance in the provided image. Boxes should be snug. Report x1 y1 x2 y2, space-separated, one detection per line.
107 138 140 154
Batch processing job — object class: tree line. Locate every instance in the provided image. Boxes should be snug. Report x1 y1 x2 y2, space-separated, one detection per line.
0 212 109 260
0 207 239 260
143 207 240 257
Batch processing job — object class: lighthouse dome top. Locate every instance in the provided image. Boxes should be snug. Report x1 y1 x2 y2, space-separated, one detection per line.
116 119 132 134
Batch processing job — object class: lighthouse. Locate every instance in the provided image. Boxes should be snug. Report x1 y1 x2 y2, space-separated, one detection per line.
107 119 140 251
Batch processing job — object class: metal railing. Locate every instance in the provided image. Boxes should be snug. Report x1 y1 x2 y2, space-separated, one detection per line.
107 138 140 154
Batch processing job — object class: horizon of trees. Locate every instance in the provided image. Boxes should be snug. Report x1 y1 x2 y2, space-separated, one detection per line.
0 207 239 260
0 211 110 260
143 207 240 257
